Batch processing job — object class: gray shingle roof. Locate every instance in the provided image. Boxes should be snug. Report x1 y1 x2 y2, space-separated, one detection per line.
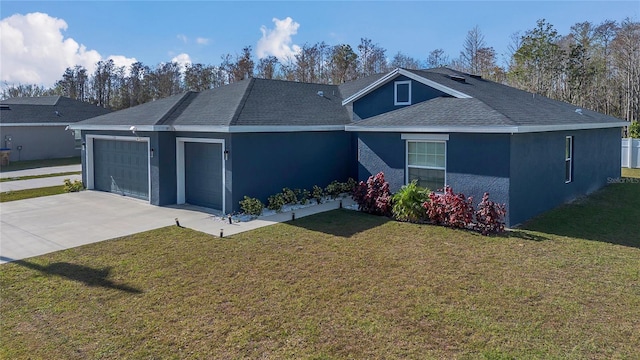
0 96 111 124
354 97 517 127
76 78 351 128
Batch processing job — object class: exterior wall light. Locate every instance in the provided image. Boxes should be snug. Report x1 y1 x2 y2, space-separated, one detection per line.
224 150 229 161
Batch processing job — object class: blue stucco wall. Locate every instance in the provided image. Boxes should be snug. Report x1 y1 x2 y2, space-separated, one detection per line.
352 75 447 120
509 128 621 226
446 133 511 225
230 131 353 212
357 132 406 191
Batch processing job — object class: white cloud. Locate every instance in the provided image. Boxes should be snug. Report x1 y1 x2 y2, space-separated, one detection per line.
0 12 136 87
256 17 301 62
196 37 209 45
177 34 188 43
171 53 192 73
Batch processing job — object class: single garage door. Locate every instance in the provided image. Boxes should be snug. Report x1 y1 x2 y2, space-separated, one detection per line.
93 139 149 200
184 142 223 210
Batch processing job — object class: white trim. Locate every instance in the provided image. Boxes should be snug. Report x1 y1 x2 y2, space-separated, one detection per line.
85 134 151 203
70 124 345 133
176 137 226 214
565 135 573 184
401 133 449 141
405 139 447 190
394 80 412 106
69 124 172 131
342 68 472 105
346 122 628 134
0 123 72 127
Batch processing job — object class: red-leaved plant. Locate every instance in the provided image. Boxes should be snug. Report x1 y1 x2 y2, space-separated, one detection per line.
423 186 474 229
352 172 392 216
474 192 507 235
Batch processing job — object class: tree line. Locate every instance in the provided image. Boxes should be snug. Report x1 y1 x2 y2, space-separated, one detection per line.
2 18 638 123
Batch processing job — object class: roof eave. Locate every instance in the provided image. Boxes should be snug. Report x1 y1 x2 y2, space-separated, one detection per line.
345 121 629 133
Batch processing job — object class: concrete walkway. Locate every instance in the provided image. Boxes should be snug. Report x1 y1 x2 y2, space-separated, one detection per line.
0 164 81 179
1 190 355 264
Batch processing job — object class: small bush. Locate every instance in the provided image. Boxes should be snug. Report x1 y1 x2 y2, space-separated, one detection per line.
342 178 357 194
423 186 473 229
281 187 297 205
267 193 286 212
629 121 640 138
391 181 430 223
63 179 84 192
239 196 264 216
352 172 392 216
325 180 343 199
295 188 310 205
312 185 324 204
474 192 507 235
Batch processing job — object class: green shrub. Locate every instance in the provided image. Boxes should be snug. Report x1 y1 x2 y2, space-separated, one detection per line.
312 185 324 204
629 121 640 138
295 188 310 205
63 178 84 192
267 193 286 212
342 178 357 194
325 180 343 199
391 181 430 222
239 196 263 216
281 187 298 205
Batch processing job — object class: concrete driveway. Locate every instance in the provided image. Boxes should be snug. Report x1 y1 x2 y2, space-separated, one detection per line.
0 191 220 264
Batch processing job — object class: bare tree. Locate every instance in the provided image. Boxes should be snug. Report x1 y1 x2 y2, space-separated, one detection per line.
427 49 449 68
390 52 422 69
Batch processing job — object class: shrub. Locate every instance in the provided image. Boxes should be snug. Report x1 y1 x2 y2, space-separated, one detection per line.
295 188 310 205
267 193 286 212
342 178 357 194
391 181 430 223
281 187 297 205
312 185 325 204
629 121 640 138
352 172 392 216
63 179 84 192
325 180 343 199
239 196 264 216
474 192 507 235
423 186 473 229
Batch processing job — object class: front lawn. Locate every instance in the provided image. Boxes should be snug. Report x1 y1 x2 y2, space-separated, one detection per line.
0 185 67 202
1 183 639 358
0 156 80 172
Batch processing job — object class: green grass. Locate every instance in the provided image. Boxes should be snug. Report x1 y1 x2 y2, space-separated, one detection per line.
0 185 67 202
1 183 639 359
622 167 640 178
0 171 81 182
0 157 80 172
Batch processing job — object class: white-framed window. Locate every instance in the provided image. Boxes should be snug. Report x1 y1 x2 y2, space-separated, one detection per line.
565 136 573 183
394 80 411 106
406 140 446 191
73 130 82 150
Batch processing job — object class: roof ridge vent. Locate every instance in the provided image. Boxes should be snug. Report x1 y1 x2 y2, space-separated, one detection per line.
449 75 466 83
469 74 482 79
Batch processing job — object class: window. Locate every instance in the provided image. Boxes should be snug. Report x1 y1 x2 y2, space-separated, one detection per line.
73 130 82 150
565 136 573 183
407 140 446 191
394 80 411 106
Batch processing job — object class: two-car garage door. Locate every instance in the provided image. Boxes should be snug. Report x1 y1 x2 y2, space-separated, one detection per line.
90 136 224 212
92 139 149 200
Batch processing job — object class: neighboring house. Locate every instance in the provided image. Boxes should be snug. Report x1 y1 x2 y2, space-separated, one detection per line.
70 68 627 226
0 96 110 162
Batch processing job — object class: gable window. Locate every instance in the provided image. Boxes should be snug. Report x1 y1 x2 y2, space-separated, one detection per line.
394 80 411 106
403 134 448 191
565 136 573 183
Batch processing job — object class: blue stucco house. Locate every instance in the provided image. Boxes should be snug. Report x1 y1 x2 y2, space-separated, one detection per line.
71 68 627 226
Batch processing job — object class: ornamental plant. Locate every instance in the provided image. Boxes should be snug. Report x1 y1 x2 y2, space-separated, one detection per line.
391 180 430 223
239 196 264 216
267 193 286 212
629 121 640 138
63 178 84 192
325 180 343 199
352 172 392 216
474 192 507 235
294 188 310 205
423 186 473 229
281 187 298 205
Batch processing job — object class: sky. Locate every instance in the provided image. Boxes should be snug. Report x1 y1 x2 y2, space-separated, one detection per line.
1 1 638 87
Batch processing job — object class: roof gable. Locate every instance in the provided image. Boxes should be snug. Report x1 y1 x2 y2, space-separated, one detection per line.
341 68 472 106
0 96 110 124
